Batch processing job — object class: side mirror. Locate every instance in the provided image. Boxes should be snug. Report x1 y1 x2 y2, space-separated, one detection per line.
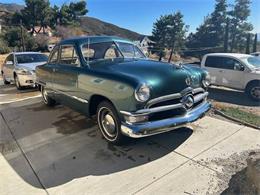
6 61 13 65
234 63 244 71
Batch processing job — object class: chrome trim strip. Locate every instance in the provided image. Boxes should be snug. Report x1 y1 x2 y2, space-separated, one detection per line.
121 102 211 138
120 103 184 116
72 96 89 103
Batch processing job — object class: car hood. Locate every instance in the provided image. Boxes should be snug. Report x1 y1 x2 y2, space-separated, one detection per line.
17 61 47 71
93 59 204 98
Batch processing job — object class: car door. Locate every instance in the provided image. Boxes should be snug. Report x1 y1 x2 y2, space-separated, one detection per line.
3 54 15 81
219 57 245 89
53 44 88 113
204 56 224 85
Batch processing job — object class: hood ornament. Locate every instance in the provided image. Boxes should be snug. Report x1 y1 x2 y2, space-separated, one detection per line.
185 77 192 86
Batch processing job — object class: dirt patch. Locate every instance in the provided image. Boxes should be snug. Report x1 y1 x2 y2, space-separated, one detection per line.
221 152 260 195
203 150 260 194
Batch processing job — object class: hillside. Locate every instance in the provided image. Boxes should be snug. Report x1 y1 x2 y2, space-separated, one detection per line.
0 3 23 13
0 3 143 41
79 16 143 41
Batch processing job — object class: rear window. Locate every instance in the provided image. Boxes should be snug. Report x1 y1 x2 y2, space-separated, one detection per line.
16 54 48 64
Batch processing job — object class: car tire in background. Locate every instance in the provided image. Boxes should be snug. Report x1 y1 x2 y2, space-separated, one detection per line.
97 101 126 145
1 71 10 85
246 81 260 101
41 86 56 106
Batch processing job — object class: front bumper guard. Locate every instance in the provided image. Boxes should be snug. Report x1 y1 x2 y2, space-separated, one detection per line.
121 101 211 138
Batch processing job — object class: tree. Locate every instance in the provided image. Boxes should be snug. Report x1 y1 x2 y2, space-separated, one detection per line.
166 12 187 62
151 15 170 61
51 1 88 26
228 0 253 52
19 0 53 34
3 27 36 51
186 0 227 49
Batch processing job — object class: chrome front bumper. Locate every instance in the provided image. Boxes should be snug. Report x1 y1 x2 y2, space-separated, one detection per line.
121 101 211 138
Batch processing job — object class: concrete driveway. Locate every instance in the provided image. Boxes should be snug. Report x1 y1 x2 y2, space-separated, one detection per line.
0 85 260 195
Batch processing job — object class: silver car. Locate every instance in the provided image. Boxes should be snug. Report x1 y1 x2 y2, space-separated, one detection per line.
1 52 48 89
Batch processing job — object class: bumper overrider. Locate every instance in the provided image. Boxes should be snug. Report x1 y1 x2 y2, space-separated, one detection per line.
120 87 211 138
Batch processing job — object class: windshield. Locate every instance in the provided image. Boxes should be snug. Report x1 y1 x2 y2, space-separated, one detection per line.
245 56 260 69
16 54 48 64
116 42 146 58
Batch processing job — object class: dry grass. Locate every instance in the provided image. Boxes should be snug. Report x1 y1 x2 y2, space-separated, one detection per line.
0 54 8 70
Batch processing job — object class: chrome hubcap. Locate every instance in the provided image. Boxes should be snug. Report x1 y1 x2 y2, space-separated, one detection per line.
102 113 116 137
251 87 260 99
42 88 48 102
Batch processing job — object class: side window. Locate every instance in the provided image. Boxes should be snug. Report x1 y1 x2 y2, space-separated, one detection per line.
81 47 95 61
49 47 59 64
60 45 80 66
205 56 222 68
222 57 242 71
104 47 117 59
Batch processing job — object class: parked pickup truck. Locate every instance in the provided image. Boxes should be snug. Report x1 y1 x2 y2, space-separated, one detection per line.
201 53 260 101
36 36 211 144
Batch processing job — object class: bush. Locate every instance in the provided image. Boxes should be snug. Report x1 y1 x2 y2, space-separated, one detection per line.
0 39 11 54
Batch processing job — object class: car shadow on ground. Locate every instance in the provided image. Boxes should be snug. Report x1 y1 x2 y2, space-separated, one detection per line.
0 102 193 189
208 87 259 107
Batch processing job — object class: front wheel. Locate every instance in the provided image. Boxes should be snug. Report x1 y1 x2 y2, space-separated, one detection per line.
2 72 10 85
97 101 126 145
41 86 56 106
14 75 23 90
246 82 260 101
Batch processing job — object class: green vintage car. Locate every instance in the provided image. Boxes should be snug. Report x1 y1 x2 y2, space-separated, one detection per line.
36 36 211 144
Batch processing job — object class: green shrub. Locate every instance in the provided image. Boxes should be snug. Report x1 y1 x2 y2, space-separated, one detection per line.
0 39 11 54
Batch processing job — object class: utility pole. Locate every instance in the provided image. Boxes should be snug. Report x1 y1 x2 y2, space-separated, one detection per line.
224 18 229 53
20 19 25 52
246 33 251 54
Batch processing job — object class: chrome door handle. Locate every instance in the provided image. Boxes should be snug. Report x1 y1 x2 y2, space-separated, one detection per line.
219 70 224 73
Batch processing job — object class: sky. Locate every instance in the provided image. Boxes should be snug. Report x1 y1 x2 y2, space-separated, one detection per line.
1 0 260 35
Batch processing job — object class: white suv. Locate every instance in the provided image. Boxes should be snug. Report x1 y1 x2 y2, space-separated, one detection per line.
1 52 48 90
201 53 260 101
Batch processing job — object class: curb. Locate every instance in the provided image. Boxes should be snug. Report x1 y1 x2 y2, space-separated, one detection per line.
213 108 260 130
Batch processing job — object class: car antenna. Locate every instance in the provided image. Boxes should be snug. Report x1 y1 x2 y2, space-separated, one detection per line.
87 37 90 66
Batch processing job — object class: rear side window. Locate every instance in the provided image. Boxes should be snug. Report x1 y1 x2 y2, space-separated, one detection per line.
49 47 59 64
60 45 80 66
205 56 241 70
205 56 223 68
6 54 14 64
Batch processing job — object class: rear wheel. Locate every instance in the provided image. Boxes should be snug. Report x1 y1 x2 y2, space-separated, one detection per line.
41 86 56 106
97 101 126 145
246 82 260 101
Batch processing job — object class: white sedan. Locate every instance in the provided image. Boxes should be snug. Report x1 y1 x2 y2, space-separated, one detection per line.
1 52 48 90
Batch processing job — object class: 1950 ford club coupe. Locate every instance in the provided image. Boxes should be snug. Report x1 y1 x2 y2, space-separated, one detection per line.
36 36 211 144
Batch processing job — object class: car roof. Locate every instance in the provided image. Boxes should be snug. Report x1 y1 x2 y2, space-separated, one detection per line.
11 52 44 55
205 53 251 59
58 36 133 45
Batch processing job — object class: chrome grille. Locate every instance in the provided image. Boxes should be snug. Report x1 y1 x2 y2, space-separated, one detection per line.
146 87 207 109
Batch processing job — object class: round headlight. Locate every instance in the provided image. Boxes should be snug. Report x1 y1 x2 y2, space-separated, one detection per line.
202 72 211 87
135 84 150 102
